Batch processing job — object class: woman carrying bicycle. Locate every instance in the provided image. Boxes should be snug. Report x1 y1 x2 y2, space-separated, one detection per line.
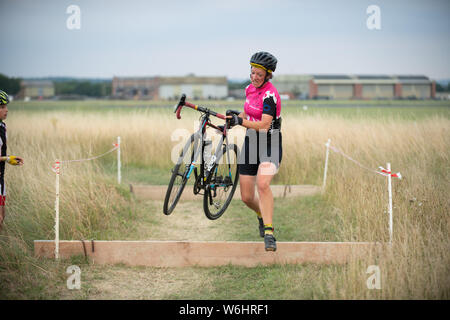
228 51 282 251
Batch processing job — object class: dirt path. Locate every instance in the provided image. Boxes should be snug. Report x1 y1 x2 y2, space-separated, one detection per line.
55 191 290 299
131 184 321 200
49 195 336 300
57 199 222 300
59 264 214 300
136 199 226 241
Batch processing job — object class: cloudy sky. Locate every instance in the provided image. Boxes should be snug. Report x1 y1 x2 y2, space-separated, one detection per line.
1 0 449 80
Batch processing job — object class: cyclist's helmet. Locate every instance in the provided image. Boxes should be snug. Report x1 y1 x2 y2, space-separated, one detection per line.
250 51 277 74
0 90 9 105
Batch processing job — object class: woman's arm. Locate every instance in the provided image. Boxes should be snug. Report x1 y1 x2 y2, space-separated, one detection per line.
228 113 272 131
0 155 24 165
241 114 273 131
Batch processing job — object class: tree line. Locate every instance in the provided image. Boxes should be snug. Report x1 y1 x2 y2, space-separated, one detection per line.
436 82 450 92
0 74 21 95
0 73 112 97
54 81 111 97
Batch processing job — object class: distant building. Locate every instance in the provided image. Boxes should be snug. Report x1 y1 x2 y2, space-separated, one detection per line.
18 80 55 99
436 92 450 100
228 89 245 99
271 74 312 99
112 77 159 100
272 74 436 100
112 75 228 100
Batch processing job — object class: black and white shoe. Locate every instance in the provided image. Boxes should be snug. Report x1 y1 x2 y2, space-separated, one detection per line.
264 234 277 252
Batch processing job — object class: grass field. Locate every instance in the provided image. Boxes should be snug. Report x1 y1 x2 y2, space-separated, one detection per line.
0 99 449 299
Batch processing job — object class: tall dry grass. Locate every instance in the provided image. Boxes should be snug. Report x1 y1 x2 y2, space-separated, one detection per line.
320 116 450 299
1 107 449 299
0 111 139 298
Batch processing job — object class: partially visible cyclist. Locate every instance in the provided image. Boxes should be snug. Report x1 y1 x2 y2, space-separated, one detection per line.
0 90 24 231
227 52 282 251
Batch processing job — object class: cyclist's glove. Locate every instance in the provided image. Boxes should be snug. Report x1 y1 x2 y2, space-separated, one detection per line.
228 114 243 128
6 155 22 165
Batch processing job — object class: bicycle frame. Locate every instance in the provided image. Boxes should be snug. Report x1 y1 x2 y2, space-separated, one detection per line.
174 94 235 194
163 94 240 217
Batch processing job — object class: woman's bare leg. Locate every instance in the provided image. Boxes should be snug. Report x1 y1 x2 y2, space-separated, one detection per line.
239 174 261 214
256 163 277 226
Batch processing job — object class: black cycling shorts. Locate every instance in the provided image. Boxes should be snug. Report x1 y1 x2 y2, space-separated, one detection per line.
238 129 282 176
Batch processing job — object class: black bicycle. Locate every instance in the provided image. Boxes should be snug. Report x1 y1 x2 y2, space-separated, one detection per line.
163 94 240 220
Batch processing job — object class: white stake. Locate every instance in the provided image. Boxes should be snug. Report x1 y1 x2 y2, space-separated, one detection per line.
322 138 331 193
54 159 60 260
117 136 121 184
387 162 393 244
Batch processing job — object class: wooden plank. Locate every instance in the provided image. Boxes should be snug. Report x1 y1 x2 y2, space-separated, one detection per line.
130 184 321 200
34 240 380 267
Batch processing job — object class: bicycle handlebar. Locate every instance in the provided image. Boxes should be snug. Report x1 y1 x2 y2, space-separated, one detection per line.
174 94 226 120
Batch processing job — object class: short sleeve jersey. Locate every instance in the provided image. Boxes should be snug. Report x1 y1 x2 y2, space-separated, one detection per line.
244 81 281 122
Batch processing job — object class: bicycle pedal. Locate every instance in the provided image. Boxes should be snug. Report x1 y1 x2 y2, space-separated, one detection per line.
193 188 204 196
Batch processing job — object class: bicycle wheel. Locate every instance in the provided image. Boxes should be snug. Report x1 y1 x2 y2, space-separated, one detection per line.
163 134 199 215
203 143 239 220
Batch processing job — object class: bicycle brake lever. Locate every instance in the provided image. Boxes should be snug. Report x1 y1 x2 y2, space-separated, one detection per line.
174 94 186 119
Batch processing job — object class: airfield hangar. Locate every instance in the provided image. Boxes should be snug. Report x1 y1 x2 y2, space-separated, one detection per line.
112 75 228 100
272 74 436 100
16 80 55 99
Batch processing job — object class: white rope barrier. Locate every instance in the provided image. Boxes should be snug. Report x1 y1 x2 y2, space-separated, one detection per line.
327 143 401 179
322 139 401 244
52 137 121 259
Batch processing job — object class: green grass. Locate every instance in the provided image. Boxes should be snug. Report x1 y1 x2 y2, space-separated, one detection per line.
166 264 342 300
101 160 171 185
9 99 450 121
216 195 341 242
122 165 172 185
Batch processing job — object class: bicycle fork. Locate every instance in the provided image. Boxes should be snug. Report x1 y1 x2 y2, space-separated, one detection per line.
186 162 196 179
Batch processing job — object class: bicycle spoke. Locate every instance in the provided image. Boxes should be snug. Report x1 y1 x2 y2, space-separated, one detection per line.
163 134 199 215
203 144 239 220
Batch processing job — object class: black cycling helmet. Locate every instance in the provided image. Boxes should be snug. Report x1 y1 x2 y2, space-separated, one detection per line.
0 90 9 105
250 51 277 74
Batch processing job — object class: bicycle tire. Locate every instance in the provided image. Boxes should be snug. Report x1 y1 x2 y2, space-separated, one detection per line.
163 134 198 215
203 143 239 220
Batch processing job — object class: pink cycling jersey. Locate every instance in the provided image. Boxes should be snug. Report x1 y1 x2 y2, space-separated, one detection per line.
244 81 281 122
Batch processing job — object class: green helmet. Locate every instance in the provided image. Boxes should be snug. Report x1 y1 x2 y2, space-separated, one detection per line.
0 90 9 105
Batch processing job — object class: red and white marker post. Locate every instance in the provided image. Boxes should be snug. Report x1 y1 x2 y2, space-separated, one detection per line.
322 138 331 193
117 136 121 185
54 159 60 259
380 162 402 244
322 139 402 244
51 138 121 260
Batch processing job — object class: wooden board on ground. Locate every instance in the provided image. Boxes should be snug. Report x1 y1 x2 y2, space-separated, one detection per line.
130 184 321 200
34 240 381 267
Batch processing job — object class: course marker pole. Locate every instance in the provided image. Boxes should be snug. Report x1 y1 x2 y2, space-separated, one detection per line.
322 138 331 193
54 159 60 259
387 162 393 244
117 136 121 184
51 140 121 260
